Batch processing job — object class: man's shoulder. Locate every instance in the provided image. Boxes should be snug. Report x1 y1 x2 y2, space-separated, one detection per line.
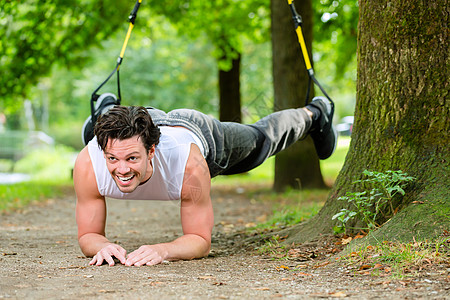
75 146 91 168
73 146 102 199
184 144 209 179
73 147 95 184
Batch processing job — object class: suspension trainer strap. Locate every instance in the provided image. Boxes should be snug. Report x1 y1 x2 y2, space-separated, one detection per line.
90 0 142 124
287 0 332 105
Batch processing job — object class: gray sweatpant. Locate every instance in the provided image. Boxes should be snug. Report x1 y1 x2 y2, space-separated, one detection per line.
147 107 312 178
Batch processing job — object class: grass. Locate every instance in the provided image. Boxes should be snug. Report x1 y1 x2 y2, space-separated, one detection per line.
0 179 72 212
0 145 75 213
251 188 328 231
320 137 350 184
338 237 450 279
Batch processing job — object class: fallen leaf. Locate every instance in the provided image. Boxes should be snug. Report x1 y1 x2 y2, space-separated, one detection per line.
256 214 267 222
198 275 216 280
412 201 424 204
341 237 352 245
276 265 290 271
252 287 270 291
330 291 347 298
314 261 330 268
399 280 409 286
354 234 365 239
295 272 313 277
359 264 372 270
213 282 226 286
374 263 383 269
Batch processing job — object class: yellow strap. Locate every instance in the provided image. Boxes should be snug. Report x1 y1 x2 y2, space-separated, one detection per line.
295 26 312 70
117 0 142 69
119 22 134 60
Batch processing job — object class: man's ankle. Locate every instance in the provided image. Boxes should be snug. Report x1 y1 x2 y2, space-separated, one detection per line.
302 107 314 119
304 105 321 129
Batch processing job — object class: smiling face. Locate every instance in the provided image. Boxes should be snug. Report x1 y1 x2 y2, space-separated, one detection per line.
103 136 155 193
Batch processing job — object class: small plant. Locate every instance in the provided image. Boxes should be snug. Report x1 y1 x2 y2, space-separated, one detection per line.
332 170 415 234
256 235 289 259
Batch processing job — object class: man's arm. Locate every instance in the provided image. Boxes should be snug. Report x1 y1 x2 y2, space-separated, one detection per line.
73 147 127 266
125 144 214 266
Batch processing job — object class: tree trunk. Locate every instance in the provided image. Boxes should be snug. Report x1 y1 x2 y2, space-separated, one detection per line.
219 52 242 123
286 0 449 243
271 0 326 191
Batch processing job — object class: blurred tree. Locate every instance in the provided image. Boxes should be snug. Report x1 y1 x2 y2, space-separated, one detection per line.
147 0 270 122
271 0 326 191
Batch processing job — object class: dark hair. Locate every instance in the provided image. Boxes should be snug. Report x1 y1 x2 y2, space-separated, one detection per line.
94 106 160 152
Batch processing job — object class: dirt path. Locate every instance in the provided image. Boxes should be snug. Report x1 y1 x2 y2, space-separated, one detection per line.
0 185 448 299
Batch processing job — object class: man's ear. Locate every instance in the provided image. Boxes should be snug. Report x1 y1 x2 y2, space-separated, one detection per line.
148 145 155 159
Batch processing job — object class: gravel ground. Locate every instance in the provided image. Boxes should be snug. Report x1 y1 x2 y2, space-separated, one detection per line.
1 185 449 299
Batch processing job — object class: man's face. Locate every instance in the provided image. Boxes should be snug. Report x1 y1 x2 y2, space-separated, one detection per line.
103 136 155 193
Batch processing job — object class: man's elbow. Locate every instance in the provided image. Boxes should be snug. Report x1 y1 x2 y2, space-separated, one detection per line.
191 235 211 259
200 243 211 258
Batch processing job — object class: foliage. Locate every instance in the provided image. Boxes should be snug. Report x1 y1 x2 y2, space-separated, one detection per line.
332 170 415 234
313 0 359 78
147 0 270 69
0 0 131 111
1 0 360 155
14 145 75 181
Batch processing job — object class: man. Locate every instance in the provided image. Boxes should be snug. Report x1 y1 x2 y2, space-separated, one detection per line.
73 93 337 266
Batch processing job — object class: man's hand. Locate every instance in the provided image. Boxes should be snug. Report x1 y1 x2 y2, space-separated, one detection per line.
125 245 168 266
89 244 127 266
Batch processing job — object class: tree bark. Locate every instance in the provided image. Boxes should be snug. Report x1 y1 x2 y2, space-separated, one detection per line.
271 0 326 192
219 52 242 123
285 0 449 243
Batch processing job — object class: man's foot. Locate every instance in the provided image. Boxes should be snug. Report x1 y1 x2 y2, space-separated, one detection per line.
307 96 337 160
81 93 118 145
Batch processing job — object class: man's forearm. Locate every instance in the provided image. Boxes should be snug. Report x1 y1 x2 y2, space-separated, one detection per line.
164 234 211 260
126 233 211 266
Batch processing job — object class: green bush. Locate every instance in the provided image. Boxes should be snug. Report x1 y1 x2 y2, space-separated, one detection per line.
14 144 76 182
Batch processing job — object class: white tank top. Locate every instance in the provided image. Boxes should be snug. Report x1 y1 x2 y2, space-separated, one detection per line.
88 126 204 200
